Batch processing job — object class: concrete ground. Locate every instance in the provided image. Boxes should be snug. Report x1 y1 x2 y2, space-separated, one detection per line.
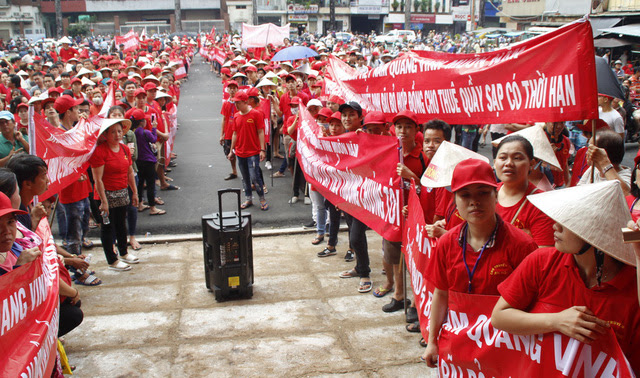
65 230 437 377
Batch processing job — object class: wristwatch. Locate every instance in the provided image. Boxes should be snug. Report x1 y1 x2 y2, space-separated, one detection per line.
602 163 614 174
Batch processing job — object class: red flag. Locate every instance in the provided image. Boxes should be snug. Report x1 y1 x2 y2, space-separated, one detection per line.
115 30 140 53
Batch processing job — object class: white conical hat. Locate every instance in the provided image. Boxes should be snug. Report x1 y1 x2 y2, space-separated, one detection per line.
142 74 159 82
231 72 247 79
98 118 131 138
256 78 273 88
263 71 279 80
528 181 635 266
80 77 95 86
420 141 490 188
492 125 562 171
75 67 93 77
58 36 72 44
292 63 311 76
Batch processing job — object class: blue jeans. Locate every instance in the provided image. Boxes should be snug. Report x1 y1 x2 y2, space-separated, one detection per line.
62 198 90 255
461 129 477 151
310 190 326 235
56 201 67 242
237 154 265 200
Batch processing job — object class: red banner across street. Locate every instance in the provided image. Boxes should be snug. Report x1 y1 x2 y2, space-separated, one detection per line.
297 105 403 242
0 219 59 377
324 20 598 125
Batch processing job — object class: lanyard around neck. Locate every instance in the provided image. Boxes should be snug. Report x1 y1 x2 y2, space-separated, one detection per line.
462 224 493 293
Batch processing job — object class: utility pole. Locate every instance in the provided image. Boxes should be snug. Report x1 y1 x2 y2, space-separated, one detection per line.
175 0 182 31
469 0 475 31
252 0 258 24
404 0 411 30
330 0 336 31
55 0 62 38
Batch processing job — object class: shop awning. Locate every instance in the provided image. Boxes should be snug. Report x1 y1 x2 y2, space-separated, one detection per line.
590 17 621 37
504 31 526 37
593 37 634 48
600 24 640 39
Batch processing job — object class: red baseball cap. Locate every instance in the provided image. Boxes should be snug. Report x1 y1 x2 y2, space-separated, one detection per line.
54 95 83 114
328 95 344 105
451 159 498 192
134 88 147 97
126 108 146 121
327 111 342 124
246 87 259 97
70 77 82 85
231 91 248 102
143 82 157 91
0 191 26 217
221 68 231 76
290 96 301 105
245 66 257 72
392 110 419 125
318 107 333 119
363 111 387 126
226 80 238 88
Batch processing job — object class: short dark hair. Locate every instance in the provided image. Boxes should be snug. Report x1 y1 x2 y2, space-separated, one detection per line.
0 167 18 198
424 119 452 141
31 71 42 78
9 75 20 88
7 154 47 189
60 72 70 78
496 135 534 160
596 129 625 165
123 80 136 89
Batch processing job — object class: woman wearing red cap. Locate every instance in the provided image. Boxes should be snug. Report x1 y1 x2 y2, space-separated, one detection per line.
423 158 537 366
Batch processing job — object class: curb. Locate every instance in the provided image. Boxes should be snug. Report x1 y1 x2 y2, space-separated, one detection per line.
89 225 349 247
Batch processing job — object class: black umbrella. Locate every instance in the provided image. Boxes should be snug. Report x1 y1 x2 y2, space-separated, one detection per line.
595 56 625 100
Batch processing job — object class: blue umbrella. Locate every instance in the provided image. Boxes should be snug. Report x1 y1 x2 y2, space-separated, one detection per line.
270 46 318 62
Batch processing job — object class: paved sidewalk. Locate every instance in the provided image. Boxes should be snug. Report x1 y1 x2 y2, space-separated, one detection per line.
65 231 437 377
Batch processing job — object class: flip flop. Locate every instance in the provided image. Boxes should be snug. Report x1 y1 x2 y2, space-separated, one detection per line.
161 184 180 191
406 321 421 333
339 269 358 279
138 204 150 212
74 274 102 286
150 209 166 216
155 198 165 205
373 286 393 298
260 200 269 211
358 280 372 293
82 239 94 248
241 201 253 209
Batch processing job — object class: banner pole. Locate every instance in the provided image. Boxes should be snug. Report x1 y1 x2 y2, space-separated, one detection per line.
28 105 38 205
590 119 596 183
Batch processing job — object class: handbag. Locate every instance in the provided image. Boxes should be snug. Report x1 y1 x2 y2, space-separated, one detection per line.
105 188 130 208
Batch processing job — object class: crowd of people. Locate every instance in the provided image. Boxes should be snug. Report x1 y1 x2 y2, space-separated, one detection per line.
206 30 640 373
0 34 193 374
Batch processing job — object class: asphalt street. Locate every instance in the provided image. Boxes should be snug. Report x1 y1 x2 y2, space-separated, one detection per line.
127 55 639 235
134 56 314 235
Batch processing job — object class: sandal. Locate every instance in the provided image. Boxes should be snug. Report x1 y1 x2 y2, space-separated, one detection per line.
129 241 142 251
150 209 167 216
373 286 393 298
161 184 180 191
311 235 324 245
259 200 269 211
155 197 165 205
241 201 253 209
74 273 102 286
419 337 428 347
138 204 150 212
406 321 421 333
358 280 372 293
339 269 358 279
82 239 94 248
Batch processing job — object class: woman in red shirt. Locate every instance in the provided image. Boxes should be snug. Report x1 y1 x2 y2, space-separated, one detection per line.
492 181 640 374
423 158 537 366
89 118 139 271
494 135 555 247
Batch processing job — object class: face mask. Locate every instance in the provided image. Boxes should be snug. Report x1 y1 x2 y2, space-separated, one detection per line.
291 107 299 115
93 97 103 105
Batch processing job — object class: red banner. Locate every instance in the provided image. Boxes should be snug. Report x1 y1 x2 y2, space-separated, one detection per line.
434 291 634 377
324 20 597 124
297 105 403 242
214 48 226 65
33 113 102 199
0 218 59 377
171 59 187 79
115 30 140 53
403 186 437 340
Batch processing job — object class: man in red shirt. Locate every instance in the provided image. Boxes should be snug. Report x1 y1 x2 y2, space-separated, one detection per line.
227 91 268 211
220 81 239 180
58 38 79 63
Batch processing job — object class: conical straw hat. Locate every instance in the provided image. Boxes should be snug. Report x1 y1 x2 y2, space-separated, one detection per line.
492 125 562 171
528 180 636 266
420 141 490 188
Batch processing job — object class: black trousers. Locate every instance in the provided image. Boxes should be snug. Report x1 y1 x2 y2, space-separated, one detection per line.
59 299 83 337
137 160 157 207
99 204 128 264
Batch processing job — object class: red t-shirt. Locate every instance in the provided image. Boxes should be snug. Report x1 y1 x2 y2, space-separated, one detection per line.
59 175 91 204
233 109 264 158
626 195 640 222
433 219 537 295
498 248 640 374
549 135 571 187
570 146 588 187
89 143 132 191
59 47 79 62
279 91 309 120
403 143 427 180
496 182 555 247
221 100 237 140
441 194 465 231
